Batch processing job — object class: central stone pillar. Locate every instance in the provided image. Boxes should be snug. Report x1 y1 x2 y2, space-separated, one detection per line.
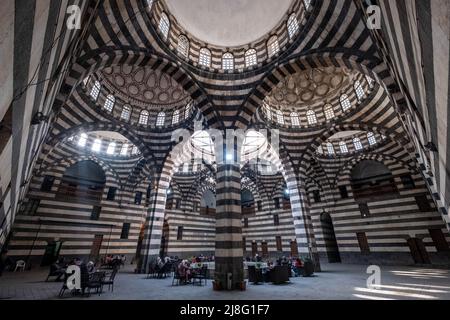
138 174 169 273
214 163 245 290
212 130 245 290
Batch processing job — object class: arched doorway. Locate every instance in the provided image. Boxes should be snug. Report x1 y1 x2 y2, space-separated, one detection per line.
320 211 341 263
160 220 170 257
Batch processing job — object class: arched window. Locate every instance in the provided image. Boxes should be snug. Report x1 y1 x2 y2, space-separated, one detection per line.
267 36 280 58
106 142 116 155
82 76 90 87
355 80 365 101
303 0 312 11
340 94 351 112
147 0 154 9
156 112 165 126
104 94 115 112
365 75 374 88
222 53 234 70
131 146 139 155
367 132 376 146
139 110 149 125
327 142 335 155
306 109 317 125
323 104 335 120
199 48 211 67
120 144 129 156
290 112 300 127
177 35 189 58
263 103 272 121
276 110 284 125
92 139 102 153
121 105 131 121
172 110 180 125
245 49 257 67
90 81 101 101
287 13 299 39
353 137 363 151
339 141 348 154
317 145 323 154
159 12 170 40
78 133 88 147
185 101 193 120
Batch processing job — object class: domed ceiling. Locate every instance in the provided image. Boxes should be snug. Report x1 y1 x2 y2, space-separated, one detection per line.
165 0 293 47
100 65 190 109
265 67 357 108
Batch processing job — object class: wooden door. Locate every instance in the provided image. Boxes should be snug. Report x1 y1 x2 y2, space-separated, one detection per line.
407 238 430 264
90 235 103 261
251 241 258 257
261 242 268 257
429 229 450 252
290 240 299 257
356 232 370 254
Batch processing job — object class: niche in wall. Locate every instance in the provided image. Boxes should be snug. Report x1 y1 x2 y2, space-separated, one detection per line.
57 160 106 203
350 160 398 202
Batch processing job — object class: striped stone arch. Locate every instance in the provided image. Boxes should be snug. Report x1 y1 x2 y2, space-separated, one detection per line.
56 48 219 126
124 158 152 193
241 176 265 209
43 154 122 188
298 122 410 175
39 123 150 171
235 49 400 129
332 153 418 189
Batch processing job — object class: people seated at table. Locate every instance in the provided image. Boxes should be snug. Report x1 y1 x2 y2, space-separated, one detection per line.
292 257 304 277
177 259 192 284
87 261 96 274
50 258 66 281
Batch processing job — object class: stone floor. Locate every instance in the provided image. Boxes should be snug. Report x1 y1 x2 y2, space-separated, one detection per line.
1 263 450 300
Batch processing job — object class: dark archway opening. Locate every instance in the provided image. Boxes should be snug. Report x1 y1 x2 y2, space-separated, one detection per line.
58 160 106 203
200 189 216 216
351 160 398 202
241 189 255 215
320 211 341 263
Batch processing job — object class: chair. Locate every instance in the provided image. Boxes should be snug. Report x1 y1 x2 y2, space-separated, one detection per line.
192 266 208 286
248 266 263 284
172 268 182 286
101 268 118 292
14 260 26 272
85 271 106 296
271 266 290 284
46 264 66 282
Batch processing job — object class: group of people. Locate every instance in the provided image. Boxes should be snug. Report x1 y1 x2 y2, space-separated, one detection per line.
246 254 305 277
102 254 126 268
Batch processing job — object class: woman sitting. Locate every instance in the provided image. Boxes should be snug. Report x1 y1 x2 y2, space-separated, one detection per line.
177 260 192 284
292 258 304 277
